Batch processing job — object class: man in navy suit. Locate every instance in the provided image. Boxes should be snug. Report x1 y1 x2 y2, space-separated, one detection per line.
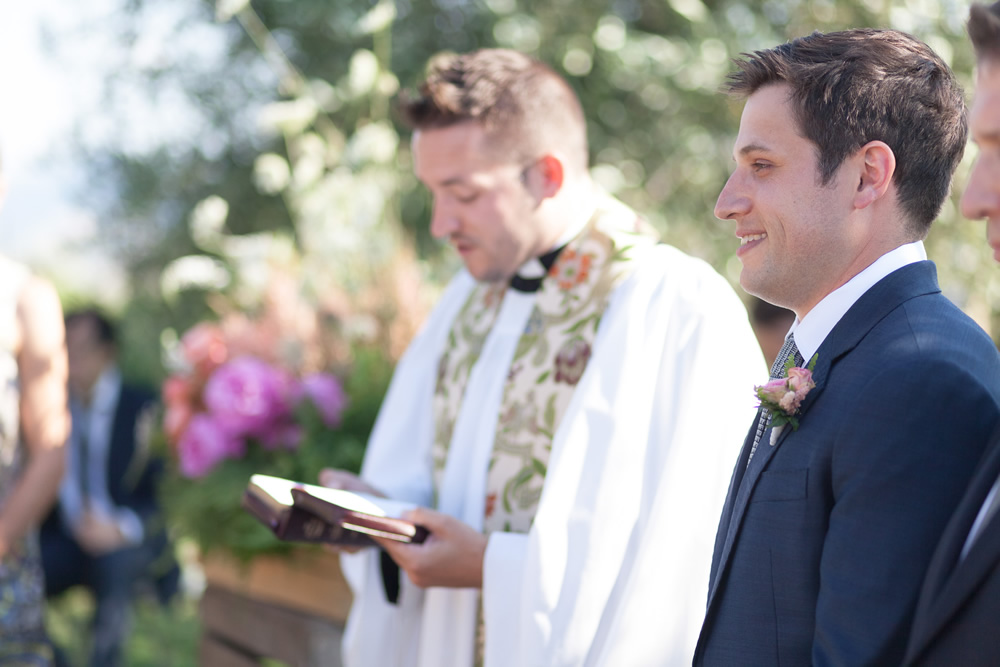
694 29 1000 666
40 310 177 667
904 4 1000 665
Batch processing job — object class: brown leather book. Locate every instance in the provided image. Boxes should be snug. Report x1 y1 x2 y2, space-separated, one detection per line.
242 474 428 547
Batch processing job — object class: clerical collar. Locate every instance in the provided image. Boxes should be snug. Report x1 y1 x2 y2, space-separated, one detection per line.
510 245 565 293
508 198 596 293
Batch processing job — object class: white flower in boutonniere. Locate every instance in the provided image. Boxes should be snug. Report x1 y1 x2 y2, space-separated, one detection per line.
755 354 818 445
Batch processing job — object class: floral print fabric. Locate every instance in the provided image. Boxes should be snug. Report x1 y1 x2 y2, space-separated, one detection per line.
0 257 53 665
430 199 659 535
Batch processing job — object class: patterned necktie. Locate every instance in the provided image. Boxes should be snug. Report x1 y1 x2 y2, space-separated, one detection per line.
747 334 804 468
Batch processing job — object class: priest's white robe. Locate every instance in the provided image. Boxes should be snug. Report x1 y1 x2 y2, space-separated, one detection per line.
340 243 765 666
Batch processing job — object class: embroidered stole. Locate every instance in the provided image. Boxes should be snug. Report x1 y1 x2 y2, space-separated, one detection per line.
431 199 658 534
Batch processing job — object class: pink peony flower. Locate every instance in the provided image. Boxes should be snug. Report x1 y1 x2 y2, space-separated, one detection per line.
177 414 244 478
181 322 229 377
258 421 304 450
163 403 193 445
162 375 193 408
300 373 348 428
204 357 294 436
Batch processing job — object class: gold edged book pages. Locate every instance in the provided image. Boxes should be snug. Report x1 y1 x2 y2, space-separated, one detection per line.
242 474 429 546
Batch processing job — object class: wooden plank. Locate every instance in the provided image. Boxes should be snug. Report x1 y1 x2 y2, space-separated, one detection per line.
198 634 260 667
201 549 352 623
200 585 344 667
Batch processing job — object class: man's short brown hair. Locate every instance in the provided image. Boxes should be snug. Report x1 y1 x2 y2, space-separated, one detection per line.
725 29 967 237
969 2 1000 63
399 49 588 174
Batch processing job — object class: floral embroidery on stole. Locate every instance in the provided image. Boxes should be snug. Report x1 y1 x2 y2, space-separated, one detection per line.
431 199 658 528
432 200 657 665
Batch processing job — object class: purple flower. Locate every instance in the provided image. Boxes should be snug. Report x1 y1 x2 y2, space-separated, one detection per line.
203 357 294 437
300 373 348 428
259 421 304 450
554 338 592 385
177 414 244 478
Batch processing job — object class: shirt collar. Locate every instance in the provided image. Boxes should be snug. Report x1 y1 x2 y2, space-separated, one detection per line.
789 241 927 361
77 365 122 415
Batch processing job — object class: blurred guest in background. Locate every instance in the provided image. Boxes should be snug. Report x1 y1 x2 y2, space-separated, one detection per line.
748 296 796 368
0 151 71 665
41 309 177 667
905 3 1000 664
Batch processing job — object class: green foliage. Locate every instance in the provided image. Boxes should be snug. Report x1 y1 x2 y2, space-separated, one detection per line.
47 588 200 666
62 0 993 350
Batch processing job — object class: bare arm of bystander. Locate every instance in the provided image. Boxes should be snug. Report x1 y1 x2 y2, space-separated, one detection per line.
0 276 70 560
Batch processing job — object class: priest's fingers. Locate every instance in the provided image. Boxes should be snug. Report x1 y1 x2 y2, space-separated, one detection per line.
375 508 485 589
318 468 386 497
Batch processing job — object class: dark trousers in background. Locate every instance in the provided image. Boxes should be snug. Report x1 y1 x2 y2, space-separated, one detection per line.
39 523 174 667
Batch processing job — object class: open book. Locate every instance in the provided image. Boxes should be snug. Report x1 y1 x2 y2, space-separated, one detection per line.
242 474 429 547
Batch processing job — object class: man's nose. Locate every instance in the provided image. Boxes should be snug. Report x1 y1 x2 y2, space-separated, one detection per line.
715 171 751 221
429 200 459 239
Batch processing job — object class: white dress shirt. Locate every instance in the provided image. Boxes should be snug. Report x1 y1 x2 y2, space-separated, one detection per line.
789 241 927 361
60 365 144 544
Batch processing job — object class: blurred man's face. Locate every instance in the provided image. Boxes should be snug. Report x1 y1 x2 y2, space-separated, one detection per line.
66 320 114 399
413 122 545 283
961 60 1000 261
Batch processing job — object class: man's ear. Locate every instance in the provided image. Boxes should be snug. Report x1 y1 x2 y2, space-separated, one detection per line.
525 154 564 199
853 140 895 210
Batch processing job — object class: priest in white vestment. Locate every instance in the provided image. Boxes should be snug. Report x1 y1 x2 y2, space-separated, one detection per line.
321 48 765 666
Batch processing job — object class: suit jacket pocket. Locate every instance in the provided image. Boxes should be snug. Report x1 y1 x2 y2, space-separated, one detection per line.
751 468 808 503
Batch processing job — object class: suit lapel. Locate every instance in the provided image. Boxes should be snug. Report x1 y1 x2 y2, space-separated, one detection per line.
705 357 830 607
704 261 942 617
908 437 1000 658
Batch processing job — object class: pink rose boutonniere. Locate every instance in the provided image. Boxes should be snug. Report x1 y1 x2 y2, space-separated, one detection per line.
755 354 818 445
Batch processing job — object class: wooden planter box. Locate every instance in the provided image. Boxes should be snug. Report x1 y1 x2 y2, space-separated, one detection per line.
198 548 353 666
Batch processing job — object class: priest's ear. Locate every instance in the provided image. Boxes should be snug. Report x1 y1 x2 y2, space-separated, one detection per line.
521 154 565 200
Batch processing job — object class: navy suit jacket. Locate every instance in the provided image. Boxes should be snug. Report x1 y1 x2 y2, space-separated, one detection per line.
904 428 1000 666
43 383 163 537
695 262 1000 666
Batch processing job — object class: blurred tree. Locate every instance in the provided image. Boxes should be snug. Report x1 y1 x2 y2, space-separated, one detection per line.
55 0 993 392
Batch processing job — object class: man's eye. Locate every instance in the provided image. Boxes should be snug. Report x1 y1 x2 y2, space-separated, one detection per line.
454 192 479 203
751 162 771 172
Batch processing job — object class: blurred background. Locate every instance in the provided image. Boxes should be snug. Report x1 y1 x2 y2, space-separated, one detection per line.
2 0 988 663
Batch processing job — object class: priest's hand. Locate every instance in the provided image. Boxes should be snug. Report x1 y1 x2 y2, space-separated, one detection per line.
375 507 486 589
318 468 386 497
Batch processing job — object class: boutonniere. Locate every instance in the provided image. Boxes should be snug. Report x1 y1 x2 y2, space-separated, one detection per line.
755 354 818 445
